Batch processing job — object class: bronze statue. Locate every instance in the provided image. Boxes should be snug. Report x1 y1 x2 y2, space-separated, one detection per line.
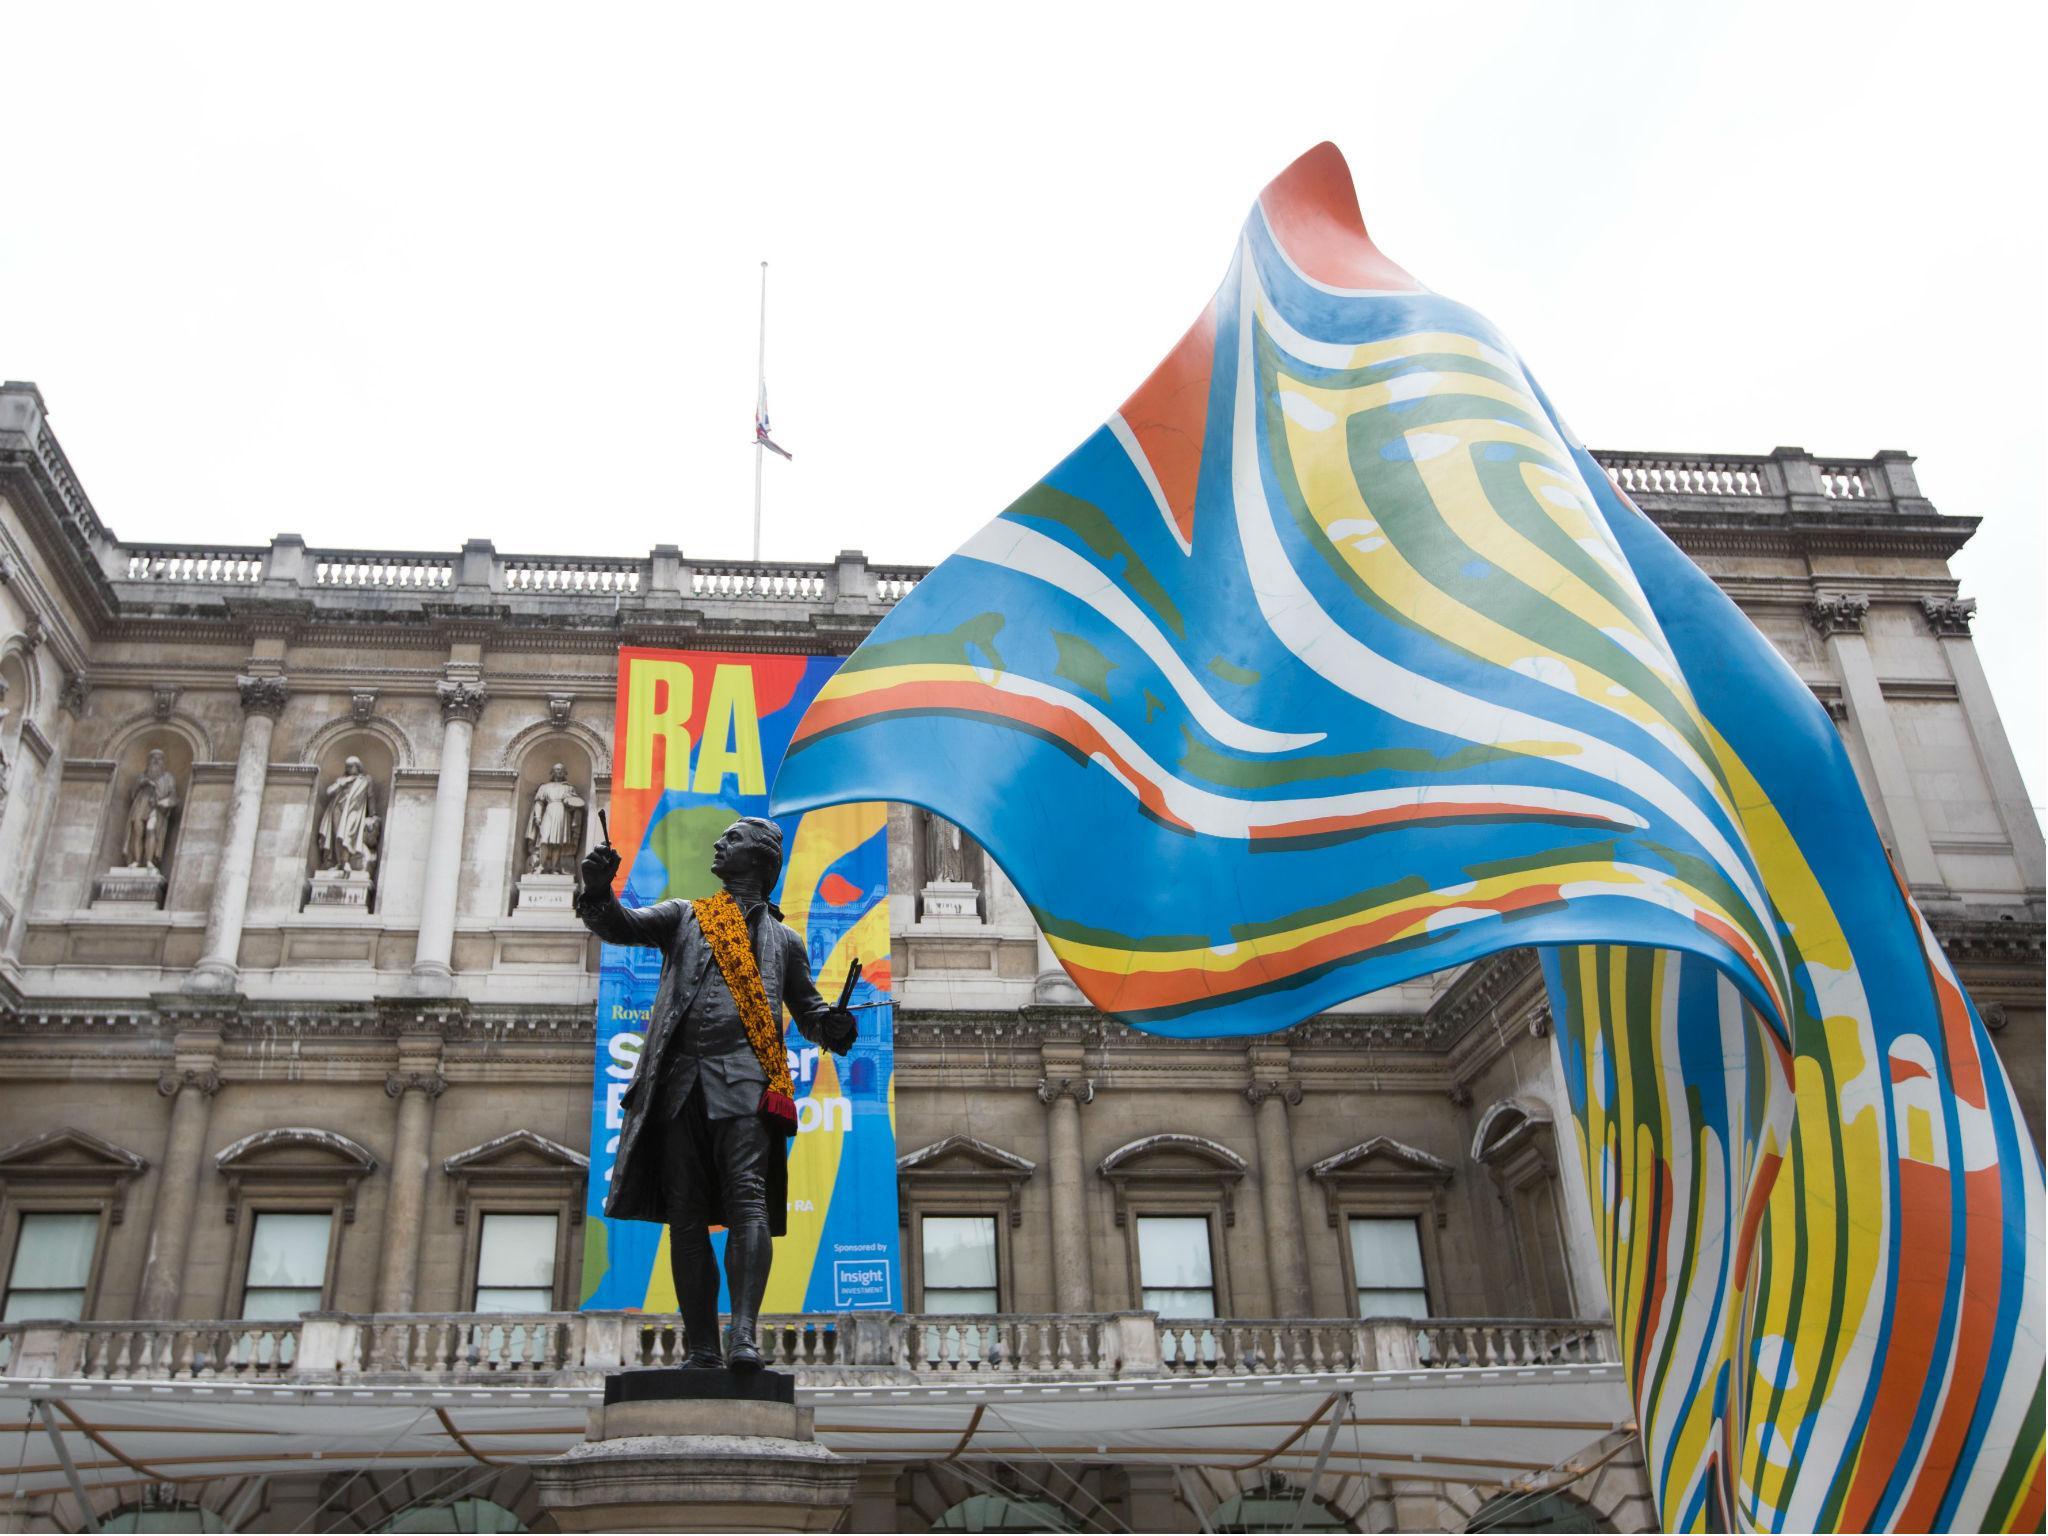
577 817 856 1370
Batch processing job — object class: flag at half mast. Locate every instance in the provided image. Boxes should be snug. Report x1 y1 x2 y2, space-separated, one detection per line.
773 142 2046 1533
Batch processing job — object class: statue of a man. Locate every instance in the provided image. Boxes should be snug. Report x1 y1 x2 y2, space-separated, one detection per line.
317 756 379 874
525 763 586 875
923 810 979 886
122 749 180 870
578 818 857 1370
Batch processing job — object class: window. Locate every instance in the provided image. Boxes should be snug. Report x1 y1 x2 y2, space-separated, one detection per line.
3 1212 98 1321
241 1212 331 1320
1349 1217 1428 1317
474 1213 559 1311
920 1215 998 1313
1137 1215 1216 1318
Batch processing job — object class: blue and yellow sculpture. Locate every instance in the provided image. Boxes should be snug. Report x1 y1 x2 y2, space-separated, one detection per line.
772 143 2045 1532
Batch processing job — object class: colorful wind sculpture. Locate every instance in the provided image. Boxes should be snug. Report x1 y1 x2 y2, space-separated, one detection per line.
771 143 2045 1532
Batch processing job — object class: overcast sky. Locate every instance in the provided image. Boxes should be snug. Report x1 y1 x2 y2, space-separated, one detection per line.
5 2 2041 809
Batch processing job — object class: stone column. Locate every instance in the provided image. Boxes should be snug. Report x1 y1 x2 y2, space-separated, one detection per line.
374 1039 448 1314
849 1463 899 1532
136 1034 224 1319
187 675 288 991
1810 595 1946 897
1247 1046 1310 1317
1923 597 2047 895
1037 1048 1095 1313
409 679 486 995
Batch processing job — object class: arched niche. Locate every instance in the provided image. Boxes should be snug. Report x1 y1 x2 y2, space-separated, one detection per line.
92 720 202 907
303 731 397 912
503 730 596 915
0 648 30 838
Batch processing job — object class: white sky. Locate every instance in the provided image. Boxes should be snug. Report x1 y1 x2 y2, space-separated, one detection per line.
5 2 2042 809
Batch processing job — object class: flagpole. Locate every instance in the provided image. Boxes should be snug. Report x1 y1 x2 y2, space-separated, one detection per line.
752 260 768 566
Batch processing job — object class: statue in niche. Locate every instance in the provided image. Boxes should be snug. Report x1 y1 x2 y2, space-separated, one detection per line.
922 810 981 887
316 755 380 875
524 763 587 876
121 748 180 870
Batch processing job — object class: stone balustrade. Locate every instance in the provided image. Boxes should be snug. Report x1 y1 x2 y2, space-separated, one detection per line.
107 537 925 619
0 1310 1616 1387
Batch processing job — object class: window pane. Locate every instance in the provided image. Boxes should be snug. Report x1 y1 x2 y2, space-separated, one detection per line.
475 1286 554 1313
1136 1216 1213 1288
922 1216 997 1289
1143 1286 1216 1320
241 1286 323 1321
9 1213 98 1289
926 1286 998 1315
1348 1217 1424 1288
478 1214 558 1290
3 1288 87 1322
1358 1287 1430 1318
247 1213 331 1290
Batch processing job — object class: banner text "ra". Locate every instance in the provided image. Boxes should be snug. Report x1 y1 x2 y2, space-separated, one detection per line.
622 659 766 793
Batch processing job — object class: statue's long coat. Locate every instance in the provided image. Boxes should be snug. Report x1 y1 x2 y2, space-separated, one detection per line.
581 893 833 1234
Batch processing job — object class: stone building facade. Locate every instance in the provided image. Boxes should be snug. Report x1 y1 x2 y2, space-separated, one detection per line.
0 377 2040 1532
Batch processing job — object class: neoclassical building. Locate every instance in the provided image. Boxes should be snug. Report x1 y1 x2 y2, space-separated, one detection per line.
0 378 2040 1533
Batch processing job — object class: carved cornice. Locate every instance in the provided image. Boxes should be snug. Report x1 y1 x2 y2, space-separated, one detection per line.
236 674 290 717
1808 593 1870 637
437 680 488 724
1919 595 1977 636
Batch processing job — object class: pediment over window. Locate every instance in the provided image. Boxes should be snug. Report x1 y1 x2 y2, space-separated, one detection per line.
897 1135 1036 1227
1308 1136 1453 1228
1098 1134 1247 1227
216 1127 377 1224
0 1128 149 1222
1471 1097 1559 1191
443 1130 589 1224
898 1135 1036 1177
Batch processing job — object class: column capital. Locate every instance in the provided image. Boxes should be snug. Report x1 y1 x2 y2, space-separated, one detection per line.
385 1070 449 1100
1036 1075 1095 1106
1244 1080 1303 1107
157 1067 222 1099
59 670 91 716
1920 595 1977 636
436 679 488 724
236 674 290 717
1808 593 1870 637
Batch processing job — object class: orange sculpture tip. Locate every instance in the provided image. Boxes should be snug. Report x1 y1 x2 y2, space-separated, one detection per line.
1257 141 1422 295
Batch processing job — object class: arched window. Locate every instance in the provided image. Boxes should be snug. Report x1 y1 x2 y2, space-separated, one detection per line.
101 1503 226 1532
933 1493 1069 1531
1464 1489 1612 1533
376 1497 527 1533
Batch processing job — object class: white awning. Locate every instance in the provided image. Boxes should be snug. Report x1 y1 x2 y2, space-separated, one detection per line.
1 1363 1633 1501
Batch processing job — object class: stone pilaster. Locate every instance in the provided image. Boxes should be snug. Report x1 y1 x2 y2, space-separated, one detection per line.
373 1039 448 1315
187 675 288 992
1808 594 1947 897
1037 1048 1095 1312
136 1033 224 1319
408 678 486 994
1247 1046 1310 1317
1921 596 2047 897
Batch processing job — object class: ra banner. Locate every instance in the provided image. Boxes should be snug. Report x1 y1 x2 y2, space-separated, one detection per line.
579 646 900 1314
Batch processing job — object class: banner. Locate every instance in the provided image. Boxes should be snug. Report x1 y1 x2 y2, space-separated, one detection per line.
579 647 900 1313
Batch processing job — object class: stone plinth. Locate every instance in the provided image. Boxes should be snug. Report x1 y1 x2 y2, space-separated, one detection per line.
531 1369 856 1534
514 871 577 914
90 865 165 909
919 880 978 920
306 869 373 908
